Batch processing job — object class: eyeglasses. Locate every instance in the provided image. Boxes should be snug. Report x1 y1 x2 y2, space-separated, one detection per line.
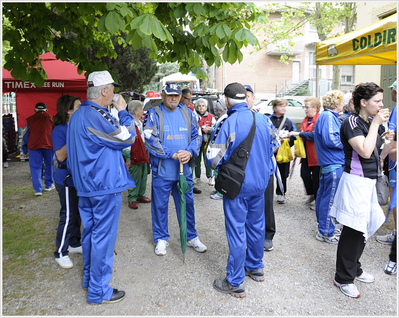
182 96 192 101
302 106 312 110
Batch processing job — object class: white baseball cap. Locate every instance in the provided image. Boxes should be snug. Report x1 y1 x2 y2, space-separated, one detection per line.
87 71 122 88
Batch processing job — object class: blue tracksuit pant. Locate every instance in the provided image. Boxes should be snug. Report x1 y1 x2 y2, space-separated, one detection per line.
315 166 344 237
28 148 53 192
151 171 198 243
223 194 265 287
54 182 81 258
79 193 122 304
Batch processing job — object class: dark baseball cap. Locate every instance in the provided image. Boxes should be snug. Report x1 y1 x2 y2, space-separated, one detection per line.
35 102 47 111
162 82 182 95
224 82 247 100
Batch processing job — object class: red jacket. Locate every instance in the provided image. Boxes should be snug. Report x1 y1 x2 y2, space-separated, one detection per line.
300 113 319 167
26 111 54 150
197 112 214 143
130 126 149 165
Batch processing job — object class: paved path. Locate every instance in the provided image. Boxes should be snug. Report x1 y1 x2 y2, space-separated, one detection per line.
2 159 397 316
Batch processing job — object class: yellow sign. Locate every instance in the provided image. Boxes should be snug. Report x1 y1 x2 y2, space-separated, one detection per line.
316 13 397 65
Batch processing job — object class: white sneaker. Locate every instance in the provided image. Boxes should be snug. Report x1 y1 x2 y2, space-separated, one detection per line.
210 192 223 200
333 228 342 236
44 184 55 191
208 177 215 186
34 192 42 196
315 232 339 245
276 194 285 204
355 271 375 283
155 239 168 256
193 177 201 184
69 245 83 254
376 230 396 245
384 260 397 275
187 236 207 253
333 279 360 298
55 255 73 269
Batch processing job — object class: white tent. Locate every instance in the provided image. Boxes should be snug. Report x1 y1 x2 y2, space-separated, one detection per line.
160 72 200 91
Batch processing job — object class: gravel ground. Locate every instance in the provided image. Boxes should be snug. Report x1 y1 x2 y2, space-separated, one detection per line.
2 156 398 316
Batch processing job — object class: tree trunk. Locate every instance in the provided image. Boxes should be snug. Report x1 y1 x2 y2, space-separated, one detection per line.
331 65 341 90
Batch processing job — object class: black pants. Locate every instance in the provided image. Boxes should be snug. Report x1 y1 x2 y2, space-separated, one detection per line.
335 226 366 284
276 161 289 195
300 158 320 198
264 175 276 240
389 234 397 262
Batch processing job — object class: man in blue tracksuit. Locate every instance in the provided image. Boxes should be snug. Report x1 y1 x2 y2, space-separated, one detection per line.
314 90 345 244
67 71 136 304
143 82 207 257
206 82 273 298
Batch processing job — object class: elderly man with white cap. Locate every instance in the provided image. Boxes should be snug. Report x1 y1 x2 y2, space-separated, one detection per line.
67 70 136 304
143 82 207 257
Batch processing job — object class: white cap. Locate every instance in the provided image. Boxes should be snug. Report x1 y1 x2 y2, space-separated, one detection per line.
87 71 121 88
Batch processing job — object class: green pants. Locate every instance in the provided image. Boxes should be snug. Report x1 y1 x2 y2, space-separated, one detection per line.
195 142 211 179
128 163 148 202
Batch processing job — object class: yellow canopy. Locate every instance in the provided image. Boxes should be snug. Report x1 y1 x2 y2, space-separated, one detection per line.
316 13 397 65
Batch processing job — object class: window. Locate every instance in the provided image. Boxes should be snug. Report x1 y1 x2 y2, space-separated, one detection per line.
341 65 354 84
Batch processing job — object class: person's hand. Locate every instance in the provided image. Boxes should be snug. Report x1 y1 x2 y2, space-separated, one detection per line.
374 108 390 126
202 126 211 134
113 94 127 112
177 150 192 164
381 129 395 144
125 161 131 170
288 131 299 138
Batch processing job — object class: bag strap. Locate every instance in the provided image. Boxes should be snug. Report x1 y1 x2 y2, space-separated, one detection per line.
90 105 119 129
225 111 256 170
373 147 383 177
277 115 287 133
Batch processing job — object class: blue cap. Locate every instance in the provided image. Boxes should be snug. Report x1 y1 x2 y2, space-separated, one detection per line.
244 85 254 94
162 82 182 95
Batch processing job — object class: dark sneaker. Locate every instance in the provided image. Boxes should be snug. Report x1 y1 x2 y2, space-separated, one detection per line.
88 289 125 305
193 187 202 194
103 289 126 304
264 239 274 251
213 278 246 298
245 267 265 282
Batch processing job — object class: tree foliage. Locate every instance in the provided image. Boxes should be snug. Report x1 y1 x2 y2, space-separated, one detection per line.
3 2 264 87
255 2 356 63
86 34 158 92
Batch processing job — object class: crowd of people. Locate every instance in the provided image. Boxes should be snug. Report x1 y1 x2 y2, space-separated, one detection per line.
15 71 397 303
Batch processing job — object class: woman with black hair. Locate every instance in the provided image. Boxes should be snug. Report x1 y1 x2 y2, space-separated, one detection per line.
52 94 82 269
330 82 394 298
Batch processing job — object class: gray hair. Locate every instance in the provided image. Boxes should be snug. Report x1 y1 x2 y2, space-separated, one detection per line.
127 100 144 115
226 97 244 107
86 84 113 100
215 97 227 113
195 98 208 109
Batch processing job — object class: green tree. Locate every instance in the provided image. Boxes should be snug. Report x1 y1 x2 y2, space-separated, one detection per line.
87 34 158 93
3 2 264 87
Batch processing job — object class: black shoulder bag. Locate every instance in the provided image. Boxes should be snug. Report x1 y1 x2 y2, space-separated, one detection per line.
215 111 256 200
374 147 389 206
